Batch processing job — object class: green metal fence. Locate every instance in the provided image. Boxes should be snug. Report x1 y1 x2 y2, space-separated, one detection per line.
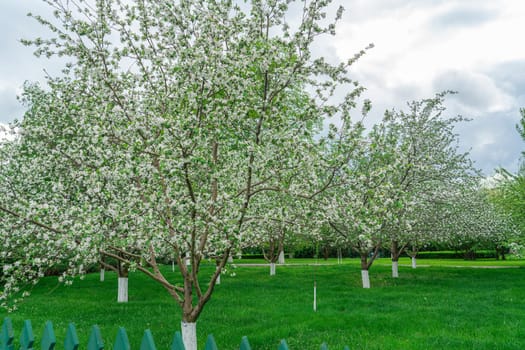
0 318 349 350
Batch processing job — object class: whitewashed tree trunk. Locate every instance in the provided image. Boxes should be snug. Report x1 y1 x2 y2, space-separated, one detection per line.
361 270 370 289
392 261 399 278
181 322 197 350
412 257 417 269
227 255 234 263
270 262 276 276
117 277 128 303
216 266 221 285
172 260 175 272
100 268 105 282
185 252 191 266
337 248 342 264
278 250 285 264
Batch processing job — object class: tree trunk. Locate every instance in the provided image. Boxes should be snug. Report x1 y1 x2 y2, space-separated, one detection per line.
176 249 229 350
361 270 370 289
496 246 506 260
408 246 419 269
323 246 330 260
278 250 285 264
216 265 221 285
99 256 107 282
181 321 197 350
270 262 276 276
464 249 476 260
360 254 370 288
117 262 129 303
277 235 285 264
118 277 128 303
391 261 399 278
391 241 400 278
337 247 342 264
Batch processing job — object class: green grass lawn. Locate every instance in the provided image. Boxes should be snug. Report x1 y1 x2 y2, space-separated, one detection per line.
2 259 525 350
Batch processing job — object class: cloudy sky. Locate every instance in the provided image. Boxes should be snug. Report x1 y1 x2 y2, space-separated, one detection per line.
1 1 524 176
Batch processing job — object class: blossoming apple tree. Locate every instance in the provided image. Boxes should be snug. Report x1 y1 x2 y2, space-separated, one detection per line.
0 1 371 348
323 119 400 288
376 93 479 277
323 93 481 285
490 108 525 243
434 184 517 259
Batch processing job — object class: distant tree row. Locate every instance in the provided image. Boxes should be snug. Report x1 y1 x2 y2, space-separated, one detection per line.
489 108 525 256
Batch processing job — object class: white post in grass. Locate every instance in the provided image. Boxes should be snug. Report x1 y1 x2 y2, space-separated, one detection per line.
412 257 417 269
117 277 128 302
361 270 370 289
270 262 276 276
100 268 105 282
392 261 399 278
313 281 317 312
181 321 197 350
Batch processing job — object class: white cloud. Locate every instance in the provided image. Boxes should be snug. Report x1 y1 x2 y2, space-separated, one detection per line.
0 84 25 124
456 111 523 175
433 70 515 114
326 0 525 174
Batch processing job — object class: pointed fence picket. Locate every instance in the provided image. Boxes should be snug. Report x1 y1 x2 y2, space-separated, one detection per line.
87 325 103 350
64 324 79 350
0 318 350 350
0 318 13 350
20 320 34 350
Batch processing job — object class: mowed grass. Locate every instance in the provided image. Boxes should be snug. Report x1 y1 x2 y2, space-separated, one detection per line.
2 259 525 350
